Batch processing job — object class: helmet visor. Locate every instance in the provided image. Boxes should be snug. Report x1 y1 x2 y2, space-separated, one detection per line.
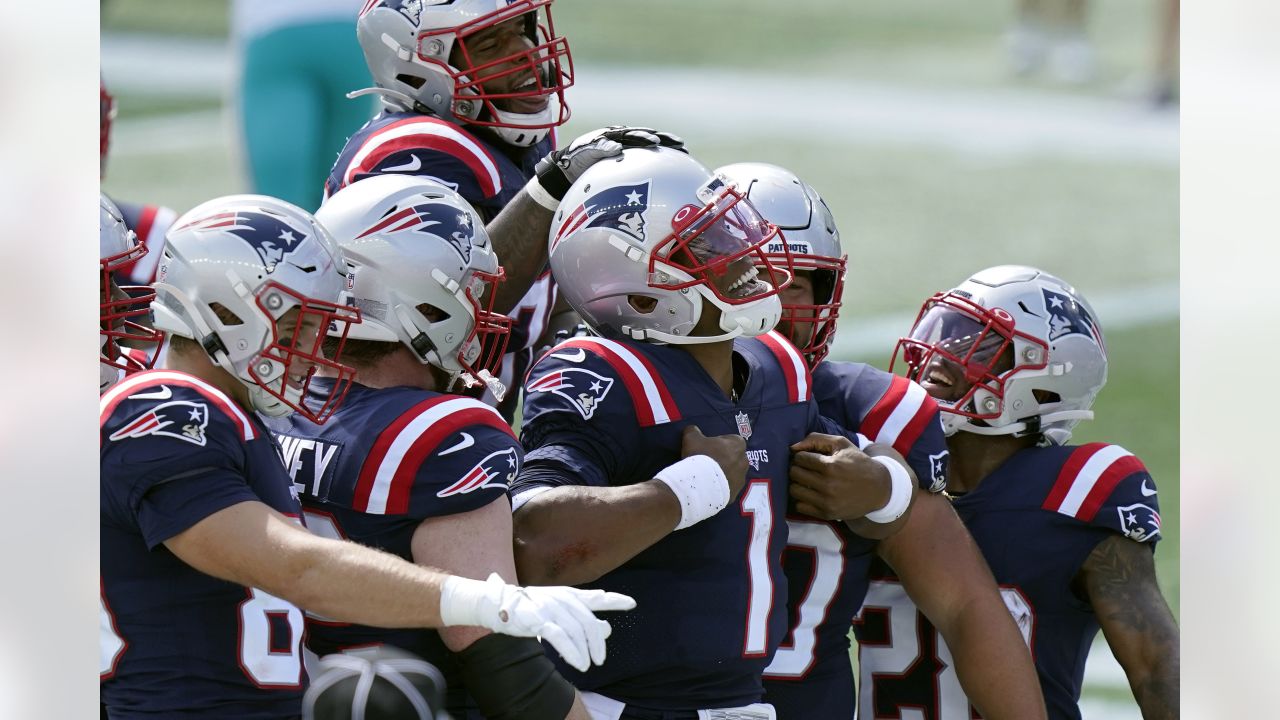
652 182 792 305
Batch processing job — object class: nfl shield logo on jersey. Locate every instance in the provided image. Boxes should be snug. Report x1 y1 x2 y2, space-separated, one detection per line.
1116 503 1162 542
927 450 949 493
735 411 752 440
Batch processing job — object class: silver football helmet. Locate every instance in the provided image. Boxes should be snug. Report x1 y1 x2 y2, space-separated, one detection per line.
315 174 512 399
549 147 793 345
100 194 161 392
716 162 846 368
354 0 573 147
892 265 1108 444
151 195 362 422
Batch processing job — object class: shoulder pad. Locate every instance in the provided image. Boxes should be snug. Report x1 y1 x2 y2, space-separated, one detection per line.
753 331 812 403
351 394 511 515
858 373 941 457
525 337 681 427
100 370 257 445
341 116 502 199
1041 443 1159 539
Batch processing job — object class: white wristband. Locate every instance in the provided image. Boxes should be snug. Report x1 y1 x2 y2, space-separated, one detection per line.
864 455 913 524
654 455 730 530
525 176 561 211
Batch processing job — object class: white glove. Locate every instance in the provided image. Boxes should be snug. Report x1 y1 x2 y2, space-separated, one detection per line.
439 572 636 672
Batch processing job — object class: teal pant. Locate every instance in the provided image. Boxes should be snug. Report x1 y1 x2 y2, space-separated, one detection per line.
240 21 376 212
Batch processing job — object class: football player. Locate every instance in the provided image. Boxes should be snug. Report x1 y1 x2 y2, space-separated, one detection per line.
511 146 917 719
856 266 1179 719
332 0 683 418
269 175 597 719
99 193 162 393
100 194 634 718
101 78 176 287
719 163 1046 720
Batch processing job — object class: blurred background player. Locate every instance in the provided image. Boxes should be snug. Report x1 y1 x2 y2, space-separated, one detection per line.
101 78 176 288
100 193 633 718
512 146 914 719
721 163 1045 720
304 646 449 720
270 175 596 719
855 265 1179 719
99 193 162 391
232 0 375 211
1006 0 1094 84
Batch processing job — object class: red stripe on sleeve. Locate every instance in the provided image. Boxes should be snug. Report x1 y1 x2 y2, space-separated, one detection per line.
353 396 455 511
383 408 512 514
1075 455 1149 522
860 375 909 441
892 396 939 457
1041 442 1108 512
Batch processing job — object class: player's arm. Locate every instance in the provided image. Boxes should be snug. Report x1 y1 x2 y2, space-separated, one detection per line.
789 429 913 540
411 496 592 720
877 491 1048 720
486 190 555 314
514 426 747 586
163 499 632 672
1076 535 1180 719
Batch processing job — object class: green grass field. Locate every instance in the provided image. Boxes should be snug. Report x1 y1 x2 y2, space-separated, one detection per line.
103 1 1177 711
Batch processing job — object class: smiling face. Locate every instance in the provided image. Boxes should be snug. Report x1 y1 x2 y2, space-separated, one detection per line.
450 13 548 115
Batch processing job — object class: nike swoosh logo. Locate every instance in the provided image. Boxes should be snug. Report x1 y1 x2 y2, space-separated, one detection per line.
438 432 475 456
382 155 422 173
550 349 587 363
130 385 173 401
1140 479 1157 497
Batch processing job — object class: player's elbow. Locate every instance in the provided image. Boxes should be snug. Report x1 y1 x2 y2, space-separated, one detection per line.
512 514 607 587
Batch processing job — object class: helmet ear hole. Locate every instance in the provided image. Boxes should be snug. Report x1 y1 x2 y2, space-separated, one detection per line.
395 73 427 89
209 302 245 326
1033 389 1061 404
416 302 450 324
628 295 658 314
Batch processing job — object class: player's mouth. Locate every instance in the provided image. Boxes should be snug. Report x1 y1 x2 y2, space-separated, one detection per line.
723 265 768 300
499 76 549 114
918 359 967 402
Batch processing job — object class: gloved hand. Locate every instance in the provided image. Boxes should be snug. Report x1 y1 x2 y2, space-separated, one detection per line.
438 572 636 672
527 126 688 209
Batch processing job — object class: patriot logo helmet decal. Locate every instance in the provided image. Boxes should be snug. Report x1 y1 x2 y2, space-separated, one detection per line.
357 201 477 263
1042 288 1105 352
108 400 210 447
527 367 615 420
553 182 650 250
173 209 309 273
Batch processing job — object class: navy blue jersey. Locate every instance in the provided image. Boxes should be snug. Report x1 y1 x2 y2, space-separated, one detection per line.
764 361 947 720
262 380 517 717
854 443 1162 720
326 111 559 418
107 196 176 286
100 370 306 719
515 330 838 710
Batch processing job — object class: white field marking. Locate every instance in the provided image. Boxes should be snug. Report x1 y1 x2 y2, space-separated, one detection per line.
104 34 1177 164
831 281 1177 360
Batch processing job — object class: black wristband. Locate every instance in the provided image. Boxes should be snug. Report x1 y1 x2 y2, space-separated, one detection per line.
534 158 573 201
456 634 576 720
